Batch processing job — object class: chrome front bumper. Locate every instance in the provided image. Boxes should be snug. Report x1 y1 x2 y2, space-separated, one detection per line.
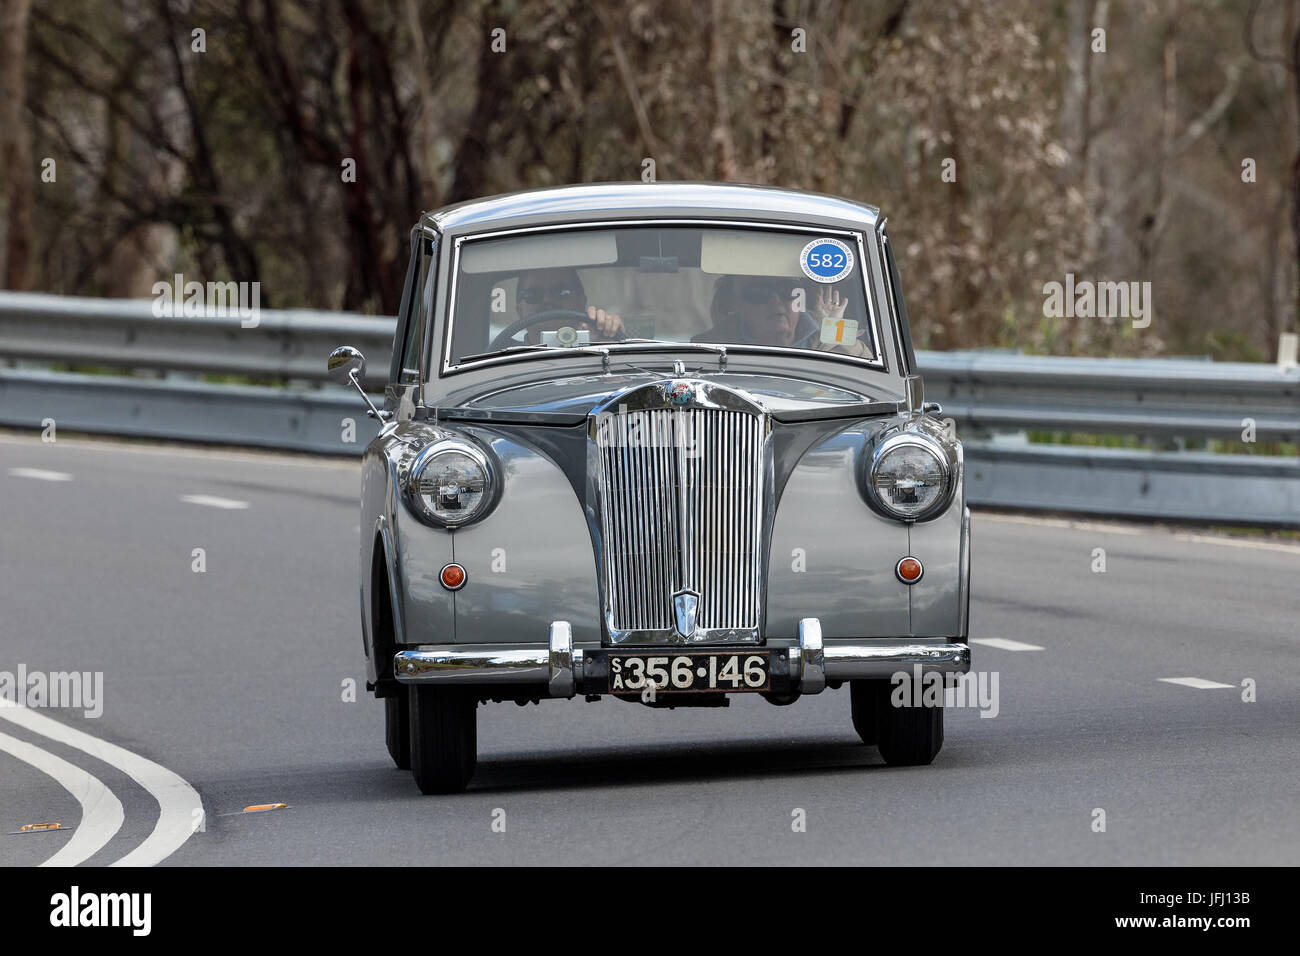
393 619 970 698
394 622 579 698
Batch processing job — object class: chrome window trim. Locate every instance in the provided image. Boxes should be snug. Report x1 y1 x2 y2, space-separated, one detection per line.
437 218 888 377
401 236 437 386
875 218 912 376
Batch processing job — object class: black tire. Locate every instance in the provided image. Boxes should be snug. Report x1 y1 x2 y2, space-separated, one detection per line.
409 686 477 794
848 680 878 744
868 678 944 766
385 693 410 770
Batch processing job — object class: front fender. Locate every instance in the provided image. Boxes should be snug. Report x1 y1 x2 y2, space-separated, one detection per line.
768 421 912 638
768 416 967 640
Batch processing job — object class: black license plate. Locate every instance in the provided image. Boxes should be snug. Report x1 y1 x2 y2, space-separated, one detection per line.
608 651 770 694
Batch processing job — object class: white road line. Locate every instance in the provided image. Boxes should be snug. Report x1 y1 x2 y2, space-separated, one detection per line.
0 729 124 867
1171 532 1300 554
0 702 203 867
975 513 1144 535
8 467 72 482
1159 677 1234 689
0 431 359 469
180 494 249 510
970 637 1045 652
978 510 1300 553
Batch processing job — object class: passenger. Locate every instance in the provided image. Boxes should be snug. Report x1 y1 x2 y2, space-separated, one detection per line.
694 275 871 357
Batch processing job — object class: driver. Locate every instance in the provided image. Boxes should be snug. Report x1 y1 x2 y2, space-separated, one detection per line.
693 274 872 358
515 267 625 344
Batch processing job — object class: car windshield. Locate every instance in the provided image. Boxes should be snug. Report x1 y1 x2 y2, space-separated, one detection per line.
445 225 880 368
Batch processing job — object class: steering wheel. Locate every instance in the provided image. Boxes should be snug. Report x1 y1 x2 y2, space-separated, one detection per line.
488 309 625 351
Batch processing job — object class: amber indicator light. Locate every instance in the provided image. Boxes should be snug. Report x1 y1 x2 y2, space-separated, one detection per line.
440 563 467 590
896 557 923 584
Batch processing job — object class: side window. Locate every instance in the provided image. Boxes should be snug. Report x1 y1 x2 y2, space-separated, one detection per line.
397 237 435 385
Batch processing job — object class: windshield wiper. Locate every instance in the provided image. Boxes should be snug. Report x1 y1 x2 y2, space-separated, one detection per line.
611 339 728 369
457 343 612 364
459 339 729 370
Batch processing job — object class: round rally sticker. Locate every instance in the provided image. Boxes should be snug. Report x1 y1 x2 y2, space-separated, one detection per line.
799 238 854 284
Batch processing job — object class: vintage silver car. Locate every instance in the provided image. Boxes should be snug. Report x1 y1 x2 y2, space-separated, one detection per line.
329 182 971 793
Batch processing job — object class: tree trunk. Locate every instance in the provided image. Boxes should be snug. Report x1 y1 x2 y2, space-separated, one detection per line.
1291 9 1300 333
708 0 738 181
1 0 34 290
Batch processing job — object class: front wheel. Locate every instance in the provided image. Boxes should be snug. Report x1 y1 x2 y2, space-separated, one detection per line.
849 680 877 744
385 693 410 769
409 686 477 794
852 679 944 766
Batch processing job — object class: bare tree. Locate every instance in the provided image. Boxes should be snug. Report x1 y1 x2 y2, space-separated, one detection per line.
1 0 34 289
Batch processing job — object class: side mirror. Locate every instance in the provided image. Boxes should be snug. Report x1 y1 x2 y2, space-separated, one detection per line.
327 345 366 385
327 346 391 421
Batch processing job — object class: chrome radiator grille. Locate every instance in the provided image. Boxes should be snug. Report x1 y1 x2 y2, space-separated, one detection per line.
595 405 766 637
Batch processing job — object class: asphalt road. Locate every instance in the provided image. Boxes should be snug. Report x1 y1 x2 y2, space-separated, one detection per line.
1 432 1297 866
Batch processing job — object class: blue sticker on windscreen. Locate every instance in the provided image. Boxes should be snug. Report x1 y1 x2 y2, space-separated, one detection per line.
800 238 855 284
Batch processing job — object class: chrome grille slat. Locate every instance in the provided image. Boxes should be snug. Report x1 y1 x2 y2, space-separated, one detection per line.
596 404 764 636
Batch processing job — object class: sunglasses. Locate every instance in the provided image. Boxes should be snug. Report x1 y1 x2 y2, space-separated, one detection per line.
737 280 795 305
518 284 580 305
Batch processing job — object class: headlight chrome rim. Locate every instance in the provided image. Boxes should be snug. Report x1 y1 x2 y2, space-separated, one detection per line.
863 429 956 522
404 437 498 529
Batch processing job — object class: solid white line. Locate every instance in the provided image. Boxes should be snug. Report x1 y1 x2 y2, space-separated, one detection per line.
180 494 249 510
8 467 72 482
1171 532 1300 554
0 729 125 867
0 702 203 867
977 510 1300 553
975 513 1144 535
970 637 1045 652
1159 677 1234 689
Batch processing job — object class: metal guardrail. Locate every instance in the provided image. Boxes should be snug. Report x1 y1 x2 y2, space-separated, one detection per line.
921 350 1298 441
0 290 394 391
2 292 1298 526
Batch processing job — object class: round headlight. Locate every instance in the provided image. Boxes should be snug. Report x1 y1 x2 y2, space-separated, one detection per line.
407 440 496 528
865 431 955 521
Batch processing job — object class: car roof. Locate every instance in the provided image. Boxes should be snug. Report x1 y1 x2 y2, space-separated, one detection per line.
423 181 882 234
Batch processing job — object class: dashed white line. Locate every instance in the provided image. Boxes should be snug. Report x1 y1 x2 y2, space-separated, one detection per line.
0 702 203 867
180 494 249 510
8 467 72 482
970 637 1045 652
0 729 124 867
1158 677 1234 689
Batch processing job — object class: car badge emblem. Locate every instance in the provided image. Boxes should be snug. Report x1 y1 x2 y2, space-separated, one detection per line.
666 380 694 406
672 589 699 638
